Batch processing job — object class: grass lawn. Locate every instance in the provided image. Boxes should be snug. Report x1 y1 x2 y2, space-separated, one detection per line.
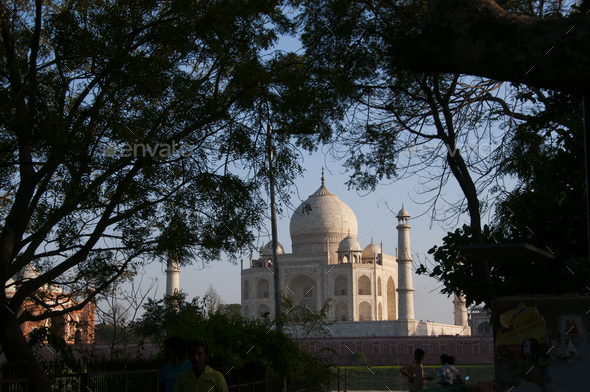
331 365 494 391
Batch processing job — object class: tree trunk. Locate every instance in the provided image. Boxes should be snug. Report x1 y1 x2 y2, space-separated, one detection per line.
392 0 590 95
0 312 52 392
447 150 498 305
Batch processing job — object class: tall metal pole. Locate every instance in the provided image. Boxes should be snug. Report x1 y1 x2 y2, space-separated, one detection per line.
344 368 348 392
267 124 282 332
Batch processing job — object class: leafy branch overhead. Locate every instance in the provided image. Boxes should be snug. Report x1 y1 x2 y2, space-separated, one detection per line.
0 1 322 391
420 92 590 306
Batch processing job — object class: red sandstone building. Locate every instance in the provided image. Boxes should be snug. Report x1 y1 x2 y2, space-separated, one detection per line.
6 268 95 344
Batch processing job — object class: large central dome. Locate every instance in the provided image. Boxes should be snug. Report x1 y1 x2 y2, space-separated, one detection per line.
290 174 358 254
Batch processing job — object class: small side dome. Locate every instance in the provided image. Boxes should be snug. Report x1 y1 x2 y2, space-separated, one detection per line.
362 240 381 259
260 241 285 256
338 234 361 252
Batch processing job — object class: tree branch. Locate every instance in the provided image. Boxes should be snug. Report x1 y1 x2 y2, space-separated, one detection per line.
391 0 590 95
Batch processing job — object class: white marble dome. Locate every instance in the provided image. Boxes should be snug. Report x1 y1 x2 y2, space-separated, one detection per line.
290 176 358 254
362 240 381 260
260 241 285 256
338 234 361 252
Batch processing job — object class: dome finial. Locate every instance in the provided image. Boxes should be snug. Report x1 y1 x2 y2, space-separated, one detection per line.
321 167 325 186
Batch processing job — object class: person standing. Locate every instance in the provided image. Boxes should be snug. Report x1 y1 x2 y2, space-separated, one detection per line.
174 339 229 392
160 337 193 392
399 348 434 391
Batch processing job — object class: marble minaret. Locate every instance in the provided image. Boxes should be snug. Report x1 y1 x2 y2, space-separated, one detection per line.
396 205 415 320
453 293 468 327
165 257 180 296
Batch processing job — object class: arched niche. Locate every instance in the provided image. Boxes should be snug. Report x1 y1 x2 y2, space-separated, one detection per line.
477 321 492 334
287 274 317 312
257 278 270 299
335 302 348 321
387 276 396 320
257 303 270 318
358 275 371 295
359 301 371 321
334 275 347 296
243 280 250 300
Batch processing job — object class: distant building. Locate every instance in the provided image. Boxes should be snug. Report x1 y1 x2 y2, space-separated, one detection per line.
469 305 492 335
240 172 470 337
6 265 95 344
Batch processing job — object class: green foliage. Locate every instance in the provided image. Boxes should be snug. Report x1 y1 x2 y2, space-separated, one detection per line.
26 325 81 374
495 91 586 258
421 92 590 306
218 303 241 318
131 292 336 390
351 351 366 366
280 295 334 342
130 292 206 347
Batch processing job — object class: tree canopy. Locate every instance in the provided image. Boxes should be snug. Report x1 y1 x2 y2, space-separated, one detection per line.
0 1 326 391
294 0 589 94
391 0 590 95
421 92 590 306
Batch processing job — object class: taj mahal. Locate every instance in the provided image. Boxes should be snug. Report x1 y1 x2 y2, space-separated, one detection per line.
237 173 471 338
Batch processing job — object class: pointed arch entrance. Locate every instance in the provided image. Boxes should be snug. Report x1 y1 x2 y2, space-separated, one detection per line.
387 277 396 320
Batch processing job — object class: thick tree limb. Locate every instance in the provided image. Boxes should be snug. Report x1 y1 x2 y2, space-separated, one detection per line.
392 0 590 95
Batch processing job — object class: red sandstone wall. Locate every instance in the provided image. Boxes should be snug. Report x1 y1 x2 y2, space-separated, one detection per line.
26 337 494 365
305 336 494 365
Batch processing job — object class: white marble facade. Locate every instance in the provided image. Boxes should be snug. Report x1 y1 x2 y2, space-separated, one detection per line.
240 174 470 337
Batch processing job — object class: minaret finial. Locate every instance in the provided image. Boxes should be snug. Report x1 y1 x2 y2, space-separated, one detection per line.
321 167 325 186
